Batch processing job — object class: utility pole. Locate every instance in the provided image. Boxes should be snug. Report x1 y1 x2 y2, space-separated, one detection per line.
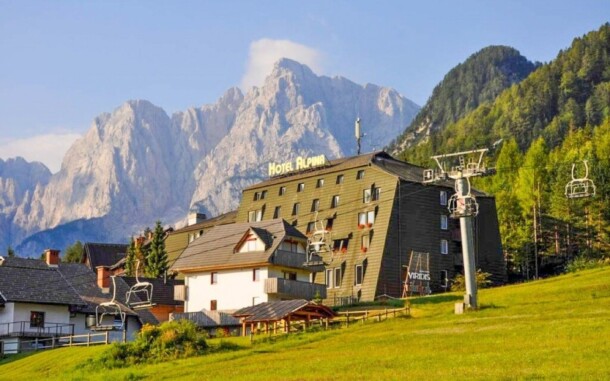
355 118 363 155
424 148 495 310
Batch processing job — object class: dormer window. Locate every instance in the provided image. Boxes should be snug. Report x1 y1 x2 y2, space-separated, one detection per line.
236 229 266 253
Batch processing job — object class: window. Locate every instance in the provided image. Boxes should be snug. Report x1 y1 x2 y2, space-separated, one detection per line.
441 215 448 230
356 170 365 180
331 195 340 208
357 210 375 227
355 264 364 286
363 189 372 203
253 192 260 201
440 239 448 255
334 268 341 288
248 209 263 222
279 186 286 196
361 235 370 252
316 178 325 188
326 269 333 288
336 174 344 184
326 218 334 231
30 311 45 328
372 187 381 201
245 238 259 252
333 238 349 252
311 199 320 212
211 272 218 284
273 206 281 219
85 314 95 328
283 271 297 280
297 183 305 192
253 268 260 282
306 221 315 234
440 191 448 206
440 270 448 288
261 190 268 200
292 202 300 216
210 300 217 311
281 240 304 253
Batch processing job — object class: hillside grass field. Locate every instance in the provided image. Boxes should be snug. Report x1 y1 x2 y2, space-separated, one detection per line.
2 266 610 380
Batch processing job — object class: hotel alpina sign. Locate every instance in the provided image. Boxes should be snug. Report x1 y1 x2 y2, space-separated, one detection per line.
268 154 329 177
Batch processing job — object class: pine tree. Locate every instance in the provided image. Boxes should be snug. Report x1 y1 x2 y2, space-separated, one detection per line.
125 237 136 277
7 246 15 258
63 241 83 263
146 221 168 278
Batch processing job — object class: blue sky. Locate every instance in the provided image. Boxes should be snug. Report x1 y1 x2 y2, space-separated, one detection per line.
0 1 608 171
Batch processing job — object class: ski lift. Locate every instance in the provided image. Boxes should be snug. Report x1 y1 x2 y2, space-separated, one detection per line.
448 178 479 218
305 213 331 266
94 276 126 331
125 260 155 310
565 160 596 199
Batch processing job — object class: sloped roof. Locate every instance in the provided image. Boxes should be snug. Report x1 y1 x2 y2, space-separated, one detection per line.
0 257 86 306
83 242 128 270
170 219 308 272
233 300 336 322
172 309 241 328
168 210 238 235
120 277 184 306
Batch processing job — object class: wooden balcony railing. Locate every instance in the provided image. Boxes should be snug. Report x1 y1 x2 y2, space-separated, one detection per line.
264 278 326 300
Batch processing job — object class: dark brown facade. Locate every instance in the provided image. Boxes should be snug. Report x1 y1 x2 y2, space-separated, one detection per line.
236 152 505 305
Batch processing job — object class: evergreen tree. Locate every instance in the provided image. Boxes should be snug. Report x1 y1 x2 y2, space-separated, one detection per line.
146 220 168 278
63 240 84 263
125 237 136 277
7 246 15 257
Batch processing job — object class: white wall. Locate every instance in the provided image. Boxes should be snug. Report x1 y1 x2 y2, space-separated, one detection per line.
268 266 310 282
0 303 16 326
185 268 269 312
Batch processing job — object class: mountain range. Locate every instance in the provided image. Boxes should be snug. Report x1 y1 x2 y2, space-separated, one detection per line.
1 58 420 255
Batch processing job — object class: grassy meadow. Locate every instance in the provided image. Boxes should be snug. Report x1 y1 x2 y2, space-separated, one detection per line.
2 266 610 380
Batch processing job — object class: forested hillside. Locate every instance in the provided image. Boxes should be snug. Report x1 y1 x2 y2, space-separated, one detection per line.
400 23 610 278
389 46 537 154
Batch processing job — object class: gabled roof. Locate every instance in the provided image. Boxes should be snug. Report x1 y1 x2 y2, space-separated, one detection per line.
233 300 336 323
170 219 310 273
168 210 238 235
0 257 86 306
83 242 128 270
173 309 241 328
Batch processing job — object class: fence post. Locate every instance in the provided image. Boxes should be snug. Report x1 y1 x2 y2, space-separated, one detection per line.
364 311 368 324
346 312 349 328
87 332 91 347
51 337 55 349
69 335 73 347
123 329 127 343
105 330 109 345
385 308 388 320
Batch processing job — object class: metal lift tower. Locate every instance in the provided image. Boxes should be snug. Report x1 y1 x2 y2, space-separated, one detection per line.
424 148 495 309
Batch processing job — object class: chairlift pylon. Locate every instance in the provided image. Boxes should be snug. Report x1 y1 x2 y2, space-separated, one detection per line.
94 276 126 331
125 260 155 310
565 160 596 199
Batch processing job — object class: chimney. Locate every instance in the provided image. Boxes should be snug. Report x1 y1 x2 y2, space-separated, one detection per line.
96 266 110 290
188 211 207 226
45 249 60 266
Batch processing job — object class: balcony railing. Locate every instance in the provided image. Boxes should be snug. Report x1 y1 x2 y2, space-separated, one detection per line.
0 321 74 338
271 250 325 272
264 278 327 300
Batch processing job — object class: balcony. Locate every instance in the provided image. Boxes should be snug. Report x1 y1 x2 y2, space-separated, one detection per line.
0 321 74 338
264 278 327 300
271 250 325 272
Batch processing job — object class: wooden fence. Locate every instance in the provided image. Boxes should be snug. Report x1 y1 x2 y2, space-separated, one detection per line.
15 331 126 354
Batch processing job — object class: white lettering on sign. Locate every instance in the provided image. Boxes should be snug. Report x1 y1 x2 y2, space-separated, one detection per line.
407 271 431 281
268 155 329 177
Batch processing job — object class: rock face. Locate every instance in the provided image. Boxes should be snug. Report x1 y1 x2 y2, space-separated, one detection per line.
4 59 419 255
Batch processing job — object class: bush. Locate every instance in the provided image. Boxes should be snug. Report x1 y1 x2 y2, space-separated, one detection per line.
97 320 208 368
565 257 610 273
451 269 492 292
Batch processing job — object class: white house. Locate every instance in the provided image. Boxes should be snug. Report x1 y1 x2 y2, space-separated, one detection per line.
171 219 327 312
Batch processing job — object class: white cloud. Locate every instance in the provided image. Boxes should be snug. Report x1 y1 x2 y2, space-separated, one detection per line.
0 133 81 173
241 39 323 90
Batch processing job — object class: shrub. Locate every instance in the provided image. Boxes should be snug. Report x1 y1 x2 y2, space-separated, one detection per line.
565 257 610 273
451 269 492 292
97 320 208 368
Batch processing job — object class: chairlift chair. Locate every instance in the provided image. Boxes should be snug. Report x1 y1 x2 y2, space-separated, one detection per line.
94 276 126 331
305 214 331 266
448 178 479 218
565 160 596 199
125 260 155 310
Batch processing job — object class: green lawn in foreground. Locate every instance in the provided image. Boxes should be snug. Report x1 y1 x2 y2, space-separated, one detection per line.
2 266 610 380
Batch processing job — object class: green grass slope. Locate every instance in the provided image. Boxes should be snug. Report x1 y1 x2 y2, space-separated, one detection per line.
2 267 610 380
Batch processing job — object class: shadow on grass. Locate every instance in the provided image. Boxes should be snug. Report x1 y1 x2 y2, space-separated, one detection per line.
478 303 506 311
409 294 462 305
0 351 35 366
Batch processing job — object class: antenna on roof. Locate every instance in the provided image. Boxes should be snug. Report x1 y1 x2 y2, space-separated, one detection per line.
355 118 365 155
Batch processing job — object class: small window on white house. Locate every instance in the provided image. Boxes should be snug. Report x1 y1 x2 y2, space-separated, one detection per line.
253 268 260 282
211 272 218 284
440 239 449 255
441 215 448 230
30 311 45 328
440 191 448 206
